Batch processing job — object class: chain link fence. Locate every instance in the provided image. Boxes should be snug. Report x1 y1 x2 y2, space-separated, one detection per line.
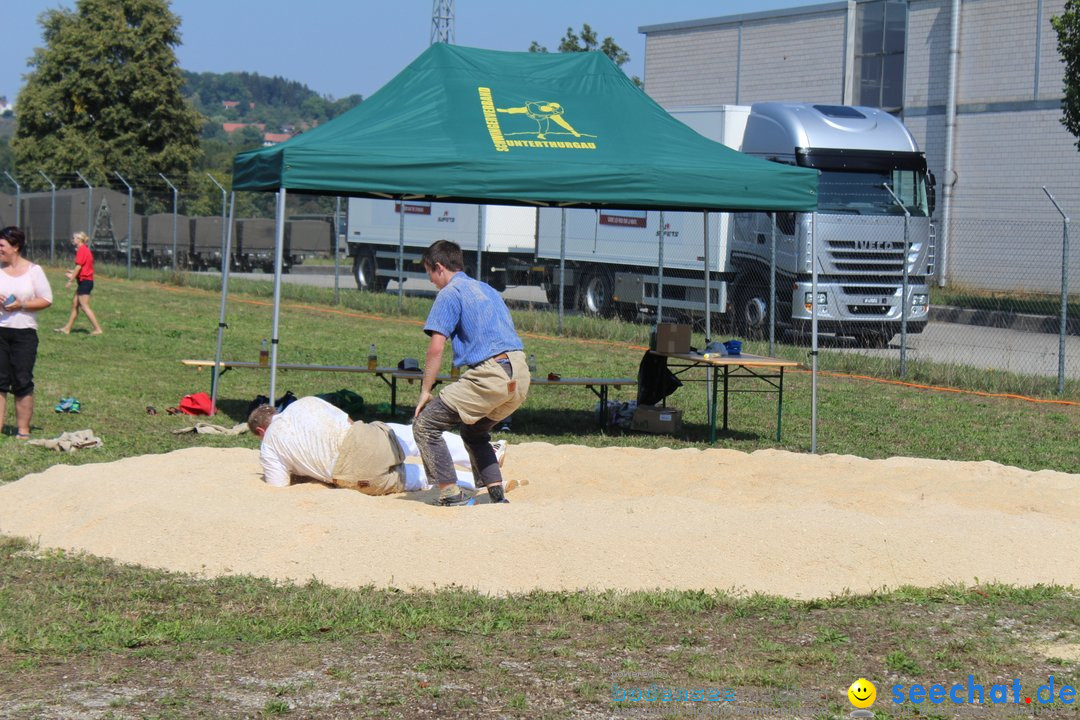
2 182 1076 399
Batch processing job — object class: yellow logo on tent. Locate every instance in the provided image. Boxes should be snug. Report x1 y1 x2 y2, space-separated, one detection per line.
478 87 597 153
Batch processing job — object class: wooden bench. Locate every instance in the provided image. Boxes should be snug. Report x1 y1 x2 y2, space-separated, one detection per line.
183 360 635 429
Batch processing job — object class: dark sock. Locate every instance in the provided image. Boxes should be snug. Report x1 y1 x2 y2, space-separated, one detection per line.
487 483 506 503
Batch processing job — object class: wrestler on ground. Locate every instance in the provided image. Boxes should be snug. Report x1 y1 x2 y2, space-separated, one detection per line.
248 396 505 494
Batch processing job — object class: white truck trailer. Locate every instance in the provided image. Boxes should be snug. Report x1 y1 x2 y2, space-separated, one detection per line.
535 102 935 346
345 198 536 292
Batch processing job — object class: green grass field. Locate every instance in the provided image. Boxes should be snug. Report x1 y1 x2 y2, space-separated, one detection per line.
1 267 1077 718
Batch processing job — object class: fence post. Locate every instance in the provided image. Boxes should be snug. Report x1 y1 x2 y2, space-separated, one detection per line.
2 172 20 231
37 171 56 260
207 173 228 276
1042 186 1070 395
75 171 93 236
114 172 134 278
883 183 911 378
159 173 179 269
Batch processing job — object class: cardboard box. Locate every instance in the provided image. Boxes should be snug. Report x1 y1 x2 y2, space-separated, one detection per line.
631 404 683 434
654 323 691 354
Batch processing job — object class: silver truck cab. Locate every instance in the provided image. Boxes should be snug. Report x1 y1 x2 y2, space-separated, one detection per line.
732 103 934 346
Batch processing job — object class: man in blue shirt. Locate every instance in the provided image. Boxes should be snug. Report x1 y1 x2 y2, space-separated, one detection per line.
413 240 530 506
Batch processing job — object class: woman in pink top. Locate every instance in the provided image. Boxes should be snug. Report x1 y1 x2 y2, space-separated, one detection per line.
0 226 54 439
55 231 103 335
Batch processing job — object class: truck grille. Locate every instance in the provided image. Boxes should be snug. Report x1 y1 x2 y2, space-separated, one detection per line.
843 285 896 295
827 240 906 275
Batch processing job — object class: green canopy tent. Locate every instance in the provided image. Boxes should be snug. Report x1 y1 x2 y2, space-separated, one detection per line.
224 44 821 434
233 44 817 210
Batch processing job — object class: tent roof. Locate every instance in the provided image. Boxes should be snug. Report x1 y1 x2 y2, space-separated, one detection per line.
232 44 818 212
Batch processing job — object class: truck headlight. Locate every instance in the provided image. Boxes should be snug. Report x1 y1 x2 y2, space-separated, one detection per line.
804 291 827 311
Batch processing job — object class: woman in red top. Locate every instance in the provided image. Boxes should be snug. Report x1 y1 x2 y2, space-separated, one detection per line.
55 231 103 335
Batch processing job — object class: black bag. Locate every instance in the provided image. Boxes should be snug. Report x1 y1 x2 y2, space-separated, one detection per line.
636 352 682 406
274 390 298 412
245 394 271 417
316 389 366 420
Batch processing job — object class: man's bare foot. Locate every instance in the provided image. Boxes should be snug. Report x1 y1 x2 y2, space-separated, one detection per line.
53 328 70 334
90 329 103 336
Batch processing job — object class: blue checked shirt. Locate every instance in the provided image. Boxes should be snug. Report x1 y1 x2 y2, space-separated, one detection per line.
424 272 523 367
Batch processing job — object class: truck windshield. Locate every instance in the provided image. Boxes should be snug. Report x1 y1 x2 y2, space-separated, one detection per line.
817 168 929 217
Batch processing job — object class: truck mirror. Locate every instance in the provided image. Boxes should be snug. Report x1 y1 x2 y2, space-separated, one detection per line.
776 211 796 235
927 171 937 215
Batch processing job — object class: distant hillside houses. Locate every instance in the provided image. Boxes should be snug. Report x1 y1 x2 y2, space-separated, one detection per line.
222 122 266 134
220 121 294 146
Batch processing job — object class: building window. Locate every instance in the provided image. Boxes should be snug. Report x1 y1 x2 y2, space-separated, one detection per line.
856 0 906 113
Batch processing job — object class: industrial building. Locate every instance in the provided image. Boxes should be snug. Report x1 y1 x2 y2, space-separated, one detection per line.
641 0 1079 292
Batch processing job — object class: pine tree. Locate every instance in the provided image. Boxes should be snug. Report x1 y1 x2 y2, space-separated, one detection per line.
12 0 202 188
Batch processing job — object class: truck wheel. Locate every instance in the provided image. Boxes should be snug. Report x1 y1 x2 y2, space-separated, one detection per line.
483 269 507 292
579 268 614 317
545 281 575 309
352 248 386 292
734 282 771 338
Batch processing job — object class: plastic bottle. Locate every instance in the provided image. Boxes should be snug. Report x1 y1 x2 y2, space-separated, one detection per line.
368 343 378 371
450 364 460 379
528 354 537 374
259 338 269 366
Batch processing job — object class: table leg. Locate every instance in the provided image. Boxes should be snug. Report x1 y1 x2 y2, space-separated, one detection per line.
390 376 398 415
599 384 608 430
709 366 718 443
776 367 784 442
722 365 730 432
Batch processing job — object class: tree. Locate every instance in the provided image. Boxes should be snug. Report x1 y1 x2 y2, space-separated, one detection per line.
530 23 641 87
12 0 202 190
1053 1 1080 150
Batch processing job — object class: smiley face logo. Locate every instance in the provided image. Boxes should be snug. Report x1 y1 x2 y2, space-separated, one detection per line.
847 678 877 709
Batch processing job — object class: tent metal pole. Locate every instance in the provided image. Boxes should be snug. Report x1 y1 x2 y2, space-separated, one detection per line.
211 191 236 415
558 209 566 336
477 205 484 285
398 195 405 313
704 211 711 342
769 214 777 356
811 211 819 454
269 188 287 401
333 197 341 305
704 210 713 437
656 211 665 322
